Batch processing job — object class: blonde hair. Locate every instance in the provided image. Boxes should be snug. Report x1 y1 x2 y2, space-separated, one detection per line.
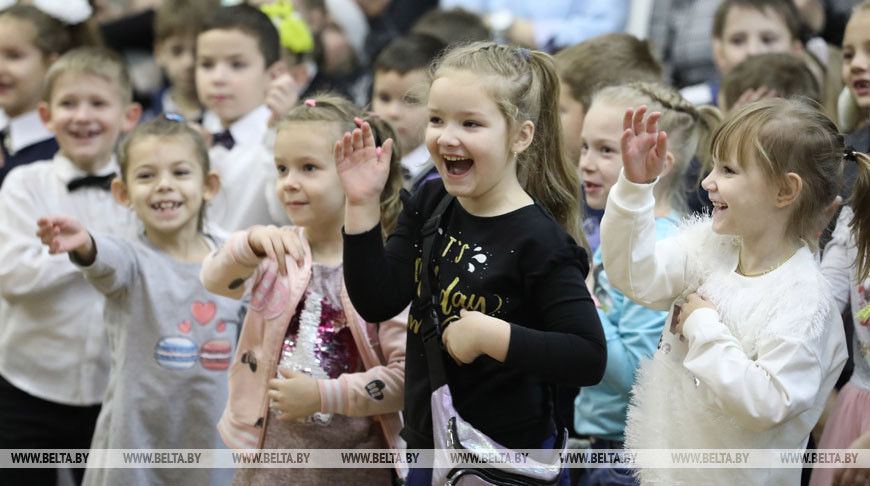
42 47 133 104
276 93 404 238
711 98 870 278
593 82 722 215
428 42 587 249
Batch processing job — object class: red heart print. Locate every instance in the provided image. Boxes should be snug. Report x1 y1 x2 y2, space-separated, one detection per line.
192 301 216 325
178 320 191 333
217 320 226 333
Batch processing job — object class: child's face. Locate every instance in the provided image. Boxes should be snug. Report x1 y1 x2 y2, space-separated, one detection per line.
0 17 50 117
713 6 801 74
701 150 781 238
842 10 870 110
372 68 428 156
155 33 197 96
40 72 140 172
115 135 218 239
578 100 625 210
273 121 346 233
425 69 531 206
196 28 272 127
558 79 585 165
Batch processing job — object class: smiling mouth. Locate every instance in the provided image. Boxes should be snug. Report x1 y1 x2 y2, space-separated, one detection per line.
854 80 870 92
69 129 100 140
584 181 602 191
443 155 473 175
712 201 728 212
152 201 182 212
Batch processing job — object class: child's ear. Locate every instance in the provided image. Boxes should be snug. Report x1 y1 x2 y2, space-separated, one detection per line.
511 120 535 155
267 60 289 80
202 170 221 202
776 172 803 208
37 102 53 131
121 103 143 132
659 151 676 179
111 178 131 207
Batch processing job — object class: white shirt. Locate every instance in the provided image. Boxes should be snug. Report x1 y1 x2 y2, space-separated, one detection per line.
402 143 431 181
205 105 289 232
2 109 55 154
0 153 137 405
600 171 847 485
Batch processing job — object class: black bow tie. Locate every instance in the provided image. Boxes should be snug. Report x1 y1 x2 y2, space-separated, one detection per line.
212 130 235 150
67 173 116 192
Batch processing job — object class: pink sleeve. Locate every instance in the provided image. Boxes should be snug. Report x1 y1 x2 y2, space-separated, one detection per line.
200 230 263 300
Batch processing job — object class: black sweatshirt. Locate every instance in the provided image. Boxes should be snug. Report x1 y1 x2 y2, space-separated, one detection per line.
343 180 605 449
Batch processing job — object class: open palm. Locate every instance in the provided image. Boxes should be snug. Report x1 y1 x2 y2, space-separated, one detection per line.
334 121 393 206
36 215 88 255
621 106 668 184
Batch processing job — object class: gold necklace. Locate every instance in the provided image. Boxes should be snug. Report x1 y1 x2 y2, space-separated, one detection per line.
737 247 800 277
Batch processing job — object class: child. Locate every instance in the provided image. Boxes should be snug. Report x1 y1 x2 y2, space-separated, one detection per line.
196 4 292 232
37 116 241 486
575 82 720 485
680 0 804 107
841 1 870 192
200 95 407 485
0 47 140 486
410 7 491 47
337 42 606 486
718 52 820 113
146 0 220 122
553 32 664 253
813 172 870 486
0 4 99 186
600 98 868 484
372 32 445 191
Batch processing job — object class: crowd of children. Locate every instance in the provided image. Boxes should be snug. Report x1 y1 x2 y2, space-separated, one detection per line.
0 0 869 485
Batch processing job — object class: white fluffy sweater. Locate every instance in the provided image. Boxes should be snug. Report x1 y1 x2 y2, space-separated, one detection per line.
600 172 847 485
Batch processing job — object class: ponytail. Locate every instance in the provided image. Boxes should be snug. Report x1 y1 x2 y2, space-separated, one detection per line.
360 113 404 238
521 51 587 251
849 151 870 280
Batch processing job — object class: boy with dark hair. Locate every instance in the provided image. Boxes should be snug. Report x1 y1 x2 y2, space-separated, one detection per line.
718 52 820 112
410 7 491 46
196 4 294 231
372 32 445 189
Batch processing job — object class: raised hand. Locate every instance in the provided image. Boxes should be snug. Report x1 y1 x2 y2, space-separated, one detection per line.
334 121 393 207
247 225 305 276
621 106 668 185
36 215 94 261
266 73 300 127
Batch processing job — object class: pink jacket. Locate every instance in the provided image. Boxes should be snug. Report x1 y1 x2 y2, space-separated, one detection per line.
200 228 407 461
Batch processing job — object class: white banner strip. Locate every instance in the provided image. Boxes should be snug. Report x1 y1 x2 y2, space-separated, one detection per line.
1 449 869 469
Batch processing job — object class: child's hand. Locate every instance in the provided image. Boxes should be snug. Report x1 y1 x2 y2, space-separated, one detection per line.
267 368 322 421
36 215 95 262
442 309 509 364
247 225 305 276
621 106 668 185
675 293 716 336
833 430 870 486
334 121 393 207
266 73 299 127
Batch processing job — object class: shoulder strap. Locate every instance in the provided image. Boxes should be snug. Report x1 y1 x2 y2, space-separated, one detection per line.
419 192 455 391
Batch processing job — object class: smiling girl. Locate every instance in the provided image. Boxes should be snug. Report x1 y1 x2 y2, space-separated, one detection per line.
38 116 243 486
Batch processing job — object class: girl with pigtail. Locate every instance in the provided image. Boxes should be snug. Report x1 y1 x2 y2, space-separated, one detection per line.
200 94 408 486
574 81 721 486
601 97 870 485
337 42 606 485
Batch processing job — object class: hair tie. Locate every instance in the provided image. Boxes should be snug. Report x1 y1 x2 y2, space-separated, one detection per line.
845 147 858 162
163 113 184 122
517 47 531 61
352 117 383 156
304 99 316 107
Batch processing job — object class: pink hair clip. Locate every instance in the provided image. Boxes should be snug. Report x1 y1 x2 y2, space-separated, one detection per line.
353 117 364 127
304 99 316 107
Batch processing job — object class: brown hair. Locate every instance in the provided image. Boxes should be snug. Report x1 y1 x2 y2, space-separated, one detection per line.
117 115 212 230
720 53 819 111
554 33 664 110
199 4 281 67
0 4 101 57
375 32 445 75
411 8 491 47
710 99 870 278
155 0 220 44
593 82 722 215
42 47 133 104
429 42 587 249
713 0 802 41
276 93 404 238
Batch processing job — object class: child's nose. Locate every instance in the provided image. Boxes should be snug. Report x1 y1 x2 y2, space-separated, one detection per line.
438 125 459 147
701 172 716 192
851 50 869 71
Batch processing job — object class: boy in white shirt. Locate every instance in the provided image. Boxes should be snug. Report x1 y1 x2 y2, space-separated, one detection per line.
196 4 296 231
0 47 140 486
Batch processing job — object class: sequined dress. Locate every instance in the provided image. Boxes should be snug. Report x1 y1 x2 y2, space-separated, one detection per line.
233 262 391 486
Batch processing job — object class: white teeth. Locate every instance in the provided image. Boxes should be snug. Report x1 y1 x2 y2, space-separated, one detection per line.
443 155 469 161
153 201 180 210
